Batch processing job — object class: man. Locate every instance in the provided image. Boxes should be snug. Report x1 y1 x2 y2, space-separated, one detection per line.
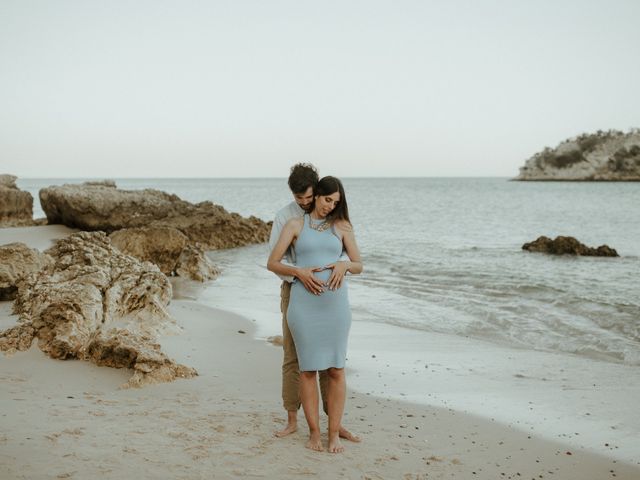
269 163 359 442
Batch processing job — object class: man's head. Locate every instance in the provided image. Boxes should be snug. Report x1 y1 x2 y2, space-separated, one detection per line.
288 163 318 211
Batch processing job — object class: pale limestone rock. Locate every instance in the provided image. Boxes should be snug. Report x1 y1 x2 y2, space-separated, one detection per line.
0 174 34 225
39 181 271 249
515 129 640 181
0 231 197 387
0 242 53 300
109 226 189 276
85 328 197 389
0 323 36 355
175 244 219 282
109 226 218 282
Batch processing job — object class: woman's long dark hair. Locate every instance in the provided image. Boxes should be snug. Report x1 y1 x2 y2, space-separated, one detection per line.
312 176 350 224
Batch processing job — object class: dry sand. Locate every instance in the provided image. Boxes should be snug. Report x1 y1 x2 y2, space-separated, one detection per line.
1 299 638 479
1 226 639 479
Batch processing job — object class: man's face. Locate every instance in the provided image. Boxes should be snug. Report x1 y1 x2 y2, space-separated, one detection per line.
293 186 314 210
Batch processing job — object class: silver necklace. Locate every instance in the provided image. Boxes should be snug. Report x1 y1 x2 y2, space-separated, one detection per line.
308 215 331 232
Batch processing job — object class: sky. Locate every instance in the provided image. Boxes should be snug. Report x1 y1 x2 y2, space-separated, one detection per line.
1 0 639 178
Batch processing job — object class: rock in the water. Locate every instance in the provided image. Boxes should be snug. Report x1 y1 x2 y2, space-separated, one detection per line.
522 236 619 257
515 129 640 181
0 174 34 225
0 231 197 387
39 181 271 249
109 226 218 282
0 242 53 300
175 243 220 282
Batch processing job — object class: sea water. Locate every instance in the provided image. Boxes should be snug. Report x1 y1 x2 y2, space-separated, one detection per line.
19 177 640 365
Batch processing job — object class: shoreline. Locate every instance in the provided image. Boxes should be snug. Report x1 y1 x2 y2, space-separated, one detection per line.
1 225 639 478
2 299 639 479
199 244 640 465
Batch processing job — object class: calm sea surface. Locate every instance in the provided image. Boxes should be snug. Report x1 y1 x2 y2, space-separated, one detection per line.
18 178 640 365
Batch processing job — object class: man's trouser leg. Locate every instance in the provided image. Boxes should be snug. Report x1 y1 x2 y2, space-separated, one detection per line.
281 281 330 415
281 282 300 411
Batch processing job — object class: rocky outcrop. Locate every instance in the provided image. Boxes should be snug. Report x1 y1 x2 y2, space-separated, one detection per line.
522 236 619 257
0 232 197 388
0 174 34 225
0 243 53 300
175 244 220 282
109 226 189 272
39 181 271 249
109 227 218 282
515 129 640 181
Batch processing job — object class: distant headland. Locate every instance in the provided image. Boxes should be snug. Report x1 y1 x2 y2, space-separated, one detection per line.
515 129 640 181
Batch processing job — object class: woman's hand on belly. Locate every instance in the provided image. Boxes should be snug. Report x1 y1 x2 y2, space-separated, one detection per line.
325 261 350 291
295 266 325 295
312 268 332 288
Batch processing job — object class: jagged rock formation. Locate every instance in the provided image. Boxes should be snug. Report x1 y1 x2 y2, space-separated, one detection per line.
175 243 220 282
0 232 197 388
39 181 271 249
522 236 619 257
0 243 53 300
515 129 640 181
0 174 34 225
109 227 219 282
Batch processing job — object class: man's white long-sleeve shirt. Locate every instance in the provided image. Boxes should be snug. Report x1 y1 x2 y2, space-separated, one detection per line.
268 201 305 283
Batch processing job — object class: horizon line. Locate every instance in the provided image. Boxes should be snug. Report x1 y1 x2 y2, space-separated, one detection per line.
15 175 516 180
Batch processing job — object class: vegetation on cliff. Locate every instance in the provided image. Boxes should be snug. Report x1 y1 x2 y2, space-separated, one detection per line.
516 129 640 181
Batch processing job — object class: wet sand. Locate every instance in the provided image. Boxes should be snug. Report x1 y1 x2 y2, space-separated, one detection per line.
1 225 639 479
1 298 639 479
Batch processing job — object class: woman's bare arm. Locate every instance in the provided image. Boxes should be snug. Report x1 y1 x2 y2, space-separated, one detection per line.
326 221 363 290
267 218 325 294
339 223 362 274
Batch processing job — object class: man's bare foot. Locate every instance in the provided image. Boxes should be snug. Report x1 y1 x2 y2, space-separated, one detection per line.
275 411 298 438
274 422 297 438
305 431 323 452
328 433 345 454
339 426 361 443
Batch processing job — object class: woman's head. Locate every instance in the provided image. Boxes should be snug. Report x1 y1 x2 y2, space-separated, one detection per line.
312 176 350 223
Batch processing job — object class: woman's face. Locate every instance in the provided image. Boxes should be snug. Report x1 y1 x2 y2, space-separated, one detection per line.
315 191 341 217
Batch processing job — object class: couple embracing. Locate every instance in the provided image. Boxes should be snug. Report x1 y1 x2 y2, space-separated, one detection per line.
267 163 363 453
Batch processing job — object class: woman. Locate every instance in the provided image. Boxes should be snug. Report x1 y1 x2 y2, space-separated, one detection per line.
267 176 362 454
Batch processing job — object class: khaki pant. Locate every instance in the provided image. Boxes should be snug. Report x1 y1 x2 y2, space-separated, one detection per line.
281 281 329 413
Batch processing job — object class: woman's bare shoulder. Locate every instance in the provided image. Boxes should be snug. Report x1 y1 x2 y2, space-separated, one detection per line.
333 219 354 232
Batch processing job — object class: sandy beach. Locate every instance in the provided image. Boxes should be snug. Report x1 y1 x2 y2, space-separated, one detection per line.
1 225 639 479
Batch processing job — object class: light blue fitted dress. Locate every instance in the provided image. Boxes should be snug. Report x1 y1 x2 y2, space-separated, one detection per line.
287 214 352 372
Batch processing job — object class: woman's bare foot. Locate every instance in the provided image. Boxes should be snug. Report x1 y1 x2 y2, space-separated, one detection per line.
305 431 323 452
328 433 344 453
274 421 297 438
339 426 361 443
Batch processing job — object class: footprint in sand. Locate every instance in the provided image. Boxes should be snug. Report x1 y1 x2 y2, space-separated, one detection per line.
56 472 76 479
45 428 85 443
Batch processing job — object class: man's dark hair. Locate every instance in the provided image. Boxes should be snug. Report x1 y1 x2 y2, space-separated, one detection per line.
288 163 319 194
